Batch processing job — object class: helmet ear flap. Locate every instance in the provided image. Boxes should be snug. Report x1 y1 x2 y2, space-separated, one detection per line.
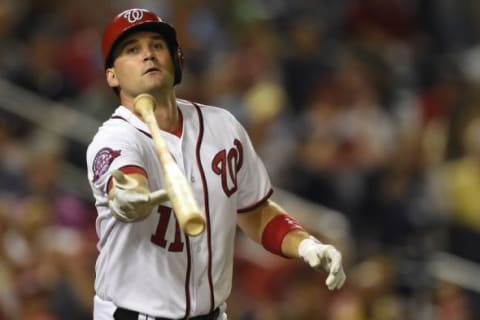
173 45 184 85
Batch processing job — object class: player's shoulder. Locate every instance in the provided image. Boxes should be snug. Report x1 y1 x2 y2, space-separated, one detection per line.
89 117 130 143
86 110 137 154
177 98 238 123
94 107 139 135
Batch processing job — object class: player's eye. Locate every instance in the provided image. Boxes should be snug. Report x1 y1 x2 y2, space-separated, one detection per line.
152 41 166 50
125 45 139 54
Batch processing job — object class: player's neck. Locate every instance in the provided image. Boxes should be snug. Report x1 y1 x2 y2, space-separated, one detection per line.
152 92 180 133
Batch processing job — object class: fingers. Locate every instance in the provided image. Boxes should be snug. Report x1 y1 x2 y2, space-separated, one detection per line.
303 249 322 270
326 247 342 274
112 169 138 190
117 187 149 204
109 189 151 222
149 189 169 205
326 267 346 290
324 246 346 290
302 243 334 271
109 199 136 222
111 169 125 182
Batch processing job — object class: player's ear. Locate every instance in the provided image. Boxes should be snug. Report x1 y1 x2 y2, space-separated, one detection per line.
106 68 119 88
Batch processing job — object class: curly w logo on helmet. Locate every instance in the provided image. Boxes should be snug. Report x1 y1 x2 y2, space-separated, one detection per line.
122 9 147 23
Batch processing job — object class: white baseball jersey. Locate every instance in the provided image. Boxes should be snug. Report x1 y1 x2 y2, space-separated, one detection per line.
86 99 272 319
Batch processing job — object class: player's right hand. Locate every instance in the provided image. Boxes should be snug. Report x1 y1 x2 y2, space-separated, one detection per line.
109 169 169 222
298 236 346 290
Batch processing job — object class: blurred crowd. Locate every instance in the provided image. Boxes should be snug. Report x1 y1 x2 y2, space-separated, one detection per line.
1 0 480 319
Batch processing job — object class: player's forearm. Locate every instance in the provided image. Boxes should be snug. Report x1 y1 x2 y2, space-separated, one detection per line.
238 200 311 257
248 201 347 290
280 229 311 258
237 200 285 243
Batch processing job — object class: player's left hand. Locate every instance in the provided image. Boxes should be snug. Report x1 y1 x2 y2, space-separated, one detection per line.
109 170 169 222
298 236 346 290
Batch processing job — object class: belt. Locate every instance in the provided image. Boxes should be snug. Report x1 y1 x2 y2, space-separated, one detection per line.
114 307 220 320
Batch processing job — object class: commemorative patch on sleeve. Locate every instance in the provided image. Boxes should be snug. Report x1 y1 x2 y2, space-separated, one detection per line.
92 148 121 182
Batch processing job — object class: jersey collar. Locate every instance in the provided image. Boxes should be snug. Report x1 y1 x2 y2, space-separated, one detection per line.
112 105 183 138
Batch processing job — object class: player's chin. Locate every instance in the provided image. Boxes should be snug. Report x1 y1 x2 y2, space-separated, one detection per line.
142 75 174 89
139 82 167 95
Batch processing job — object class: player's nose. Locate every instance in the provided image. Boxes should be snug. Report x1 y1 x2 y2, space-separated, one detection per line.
141 46 156 61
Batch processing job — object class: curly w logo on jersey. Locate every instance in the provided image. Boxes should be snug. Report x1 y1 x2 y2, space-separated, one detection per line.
212 139 243 197
92 148 121 182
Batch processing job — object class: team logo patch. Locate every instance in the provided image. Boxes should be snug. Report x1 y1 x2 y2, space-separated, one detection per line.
92 148 121 182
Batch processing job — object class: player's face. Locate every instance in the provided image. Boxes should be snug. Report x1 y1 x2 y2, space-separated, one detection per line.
106 31 175 97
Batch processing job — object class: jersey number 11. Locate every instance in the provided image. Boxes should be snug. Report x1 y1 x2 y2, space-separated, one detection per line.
151 205 185 252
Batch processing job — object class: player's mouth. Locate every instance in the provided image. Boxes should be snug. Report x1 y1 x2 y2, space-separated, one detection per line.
144 67 160 75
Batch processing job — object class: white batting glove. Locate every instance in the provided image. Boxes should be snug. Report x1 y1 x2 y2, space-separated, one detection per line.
298 236 346 290
109 170 169 222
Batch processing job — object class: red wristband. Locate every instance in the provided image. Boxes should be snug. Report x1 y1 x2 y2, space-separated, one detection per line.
261 214 304 257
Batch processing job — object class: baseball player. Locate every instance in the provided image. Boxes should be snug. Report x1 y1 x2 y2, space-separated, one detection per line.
86 8 346 320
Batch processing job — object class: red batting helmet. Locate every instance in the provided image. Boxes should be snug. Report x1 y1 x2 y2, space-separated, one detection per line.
102 8 184 85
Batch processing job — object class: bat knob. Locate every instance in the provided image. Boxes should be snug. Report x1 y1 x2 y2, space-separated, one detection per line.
185 216 205 236
134 93 156 116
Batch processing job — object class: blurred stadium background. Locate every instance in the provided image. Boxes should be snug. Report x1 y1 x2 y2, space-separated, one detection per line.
1 0 480 319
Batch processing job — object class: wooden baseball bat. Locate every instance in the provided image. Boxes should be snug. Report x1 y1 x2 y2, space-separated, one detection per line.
133 93 205 236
